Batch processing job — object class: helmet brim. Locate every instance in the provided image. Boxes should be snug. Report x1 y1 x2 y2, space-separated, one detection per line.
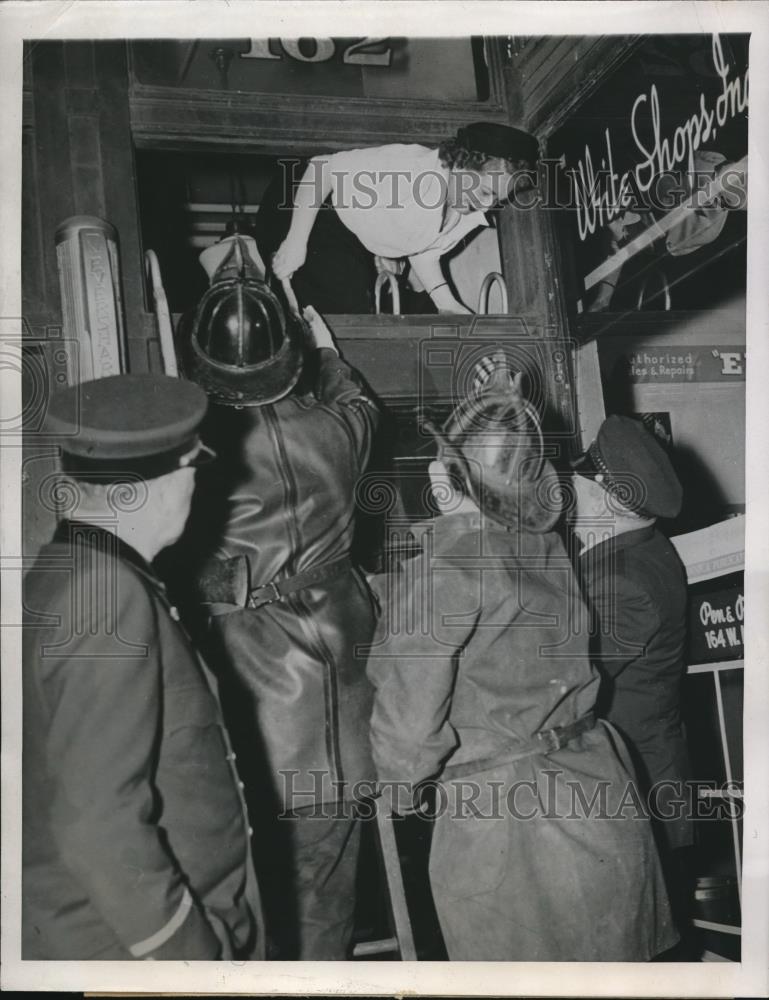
180 334 303 407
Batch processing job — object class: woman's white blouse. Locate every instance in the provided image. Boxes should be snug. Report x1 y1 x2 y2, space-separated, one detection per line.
323 143 489 263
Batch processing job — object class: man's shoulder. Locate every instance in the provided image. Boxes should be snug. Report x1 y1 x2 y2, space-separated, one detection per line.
622 528 686 585
24 535 155 622
584 539 652 598
588 529 685 605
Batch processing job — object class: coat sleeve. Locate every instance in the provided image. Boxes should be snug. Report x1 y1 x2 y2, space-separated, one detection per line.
366 544 480 804
315 346 380 467
589 571 660 680
36 563 224 960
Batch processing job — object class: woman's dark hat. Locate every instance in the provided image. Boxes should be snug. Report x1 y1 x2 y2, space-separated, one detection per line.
571 415 682 519
45 374 213 482
455 122 539 165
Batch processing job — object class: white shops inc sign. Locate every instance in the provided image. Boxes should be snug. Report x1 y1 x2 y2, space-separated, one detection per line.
571 35 749 241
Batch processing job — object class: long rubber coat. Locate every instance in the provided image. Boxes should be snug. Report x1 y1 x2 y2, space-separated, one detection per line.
368 511 677 961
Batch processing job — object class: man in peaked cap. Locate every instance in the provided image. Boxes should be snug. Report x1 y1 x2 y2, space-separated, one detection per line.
571 415 693 944
22 374 264 960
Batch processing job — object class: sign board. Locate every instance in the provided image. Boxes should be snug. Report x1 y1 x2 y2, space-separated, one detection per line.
687 571 744 663
612 345 746 383
130 37 490 104
549 34 748 313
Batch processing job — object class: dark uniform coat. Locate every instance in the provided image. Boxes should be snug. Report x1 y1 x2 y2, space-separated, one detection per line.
368 511 677 962
579 524 692 850
194 347 379 808
22 521 263 960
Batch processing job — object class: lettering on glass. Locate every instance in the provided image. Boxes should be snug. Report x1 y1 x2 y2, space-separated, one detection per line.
241 38 393 67
570 35 748 241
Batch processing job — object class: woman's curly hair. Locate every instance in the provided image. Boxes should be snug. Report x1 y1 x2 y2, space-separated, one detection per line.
438 137 530 174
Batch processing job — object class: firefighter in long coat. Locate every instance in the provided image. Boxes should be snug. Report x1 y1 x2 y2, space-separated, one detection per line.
367 357 678 961
177 239 379 960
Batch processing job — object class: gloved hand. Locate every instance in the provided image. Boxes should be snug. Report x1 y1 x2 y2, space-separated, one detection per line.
302 305 337 352
272 236 307 279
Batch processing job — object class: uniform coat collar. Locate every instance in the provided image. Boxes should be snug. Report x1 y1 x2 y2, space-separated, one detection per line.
54 518 168 598
578 522 656 566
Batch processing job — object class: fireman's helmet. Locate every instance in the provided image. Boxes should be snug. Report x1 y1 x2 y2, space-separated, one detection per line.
426 353 560 532
179 238 304 407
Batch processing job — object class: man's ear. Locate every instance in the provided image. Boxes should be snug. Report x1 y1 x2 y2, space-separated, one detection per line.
428 459 447 484
429 458 465 514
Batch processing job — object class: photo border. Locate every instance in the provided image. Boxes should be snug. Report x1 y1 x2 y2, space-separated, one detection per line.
2 2 767 995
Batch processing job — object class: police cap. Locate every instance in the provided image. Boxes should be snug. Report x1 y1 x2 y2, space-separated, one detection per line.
572 415 682 519
45 374 213 482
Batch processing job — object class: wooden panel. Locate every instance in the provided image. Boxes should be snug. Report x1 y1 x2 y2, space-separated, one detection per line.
128 37 512 150
22 41 163 561
522 38 583 97
27 42 75 329
94 41 149 335
21 129 48 323
68 116 107 216
63 39 95 89
498 203 549 316
130 85 509 152
326 314 575 445
511 35 642 136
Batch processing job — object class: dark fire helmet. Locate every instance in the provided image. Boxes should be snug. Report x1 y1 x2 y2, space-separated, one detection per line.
179 237 304 407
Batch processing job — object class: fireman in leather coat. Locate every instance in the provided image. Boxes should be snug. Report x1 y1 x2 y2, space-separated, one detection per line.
177 237 379 960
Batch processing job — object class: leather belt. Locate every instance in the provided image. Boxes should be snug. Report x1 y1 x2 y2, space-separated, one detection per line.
197 553 352 617
441 711 596 781
247 556 351 609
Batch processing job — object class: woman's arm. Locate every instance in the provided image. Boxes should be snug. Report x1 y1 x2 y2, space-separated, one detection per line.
272 156 334 279
409 251 472 314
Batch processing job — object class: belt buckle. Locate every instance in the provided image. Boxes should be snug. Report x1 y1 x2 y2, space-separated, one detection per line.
249 581 282 608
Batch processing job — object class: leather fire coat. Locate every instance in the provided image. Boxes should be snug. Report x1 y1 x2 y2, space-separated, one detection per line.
191 348 380 808
368 511 677 961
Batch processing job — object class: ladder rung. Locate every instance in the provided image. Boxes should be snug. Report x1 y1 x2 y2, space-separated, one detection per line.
352 936 399 958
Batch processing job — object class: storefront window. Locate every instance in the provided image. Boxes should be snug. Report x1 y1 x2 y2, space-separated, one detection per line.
549 34 748 316
136 147 506 317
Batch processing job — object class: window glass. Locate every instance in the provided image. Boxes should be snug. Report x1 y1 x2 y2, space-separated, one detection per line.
131 38 491 103
548 35 748 315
